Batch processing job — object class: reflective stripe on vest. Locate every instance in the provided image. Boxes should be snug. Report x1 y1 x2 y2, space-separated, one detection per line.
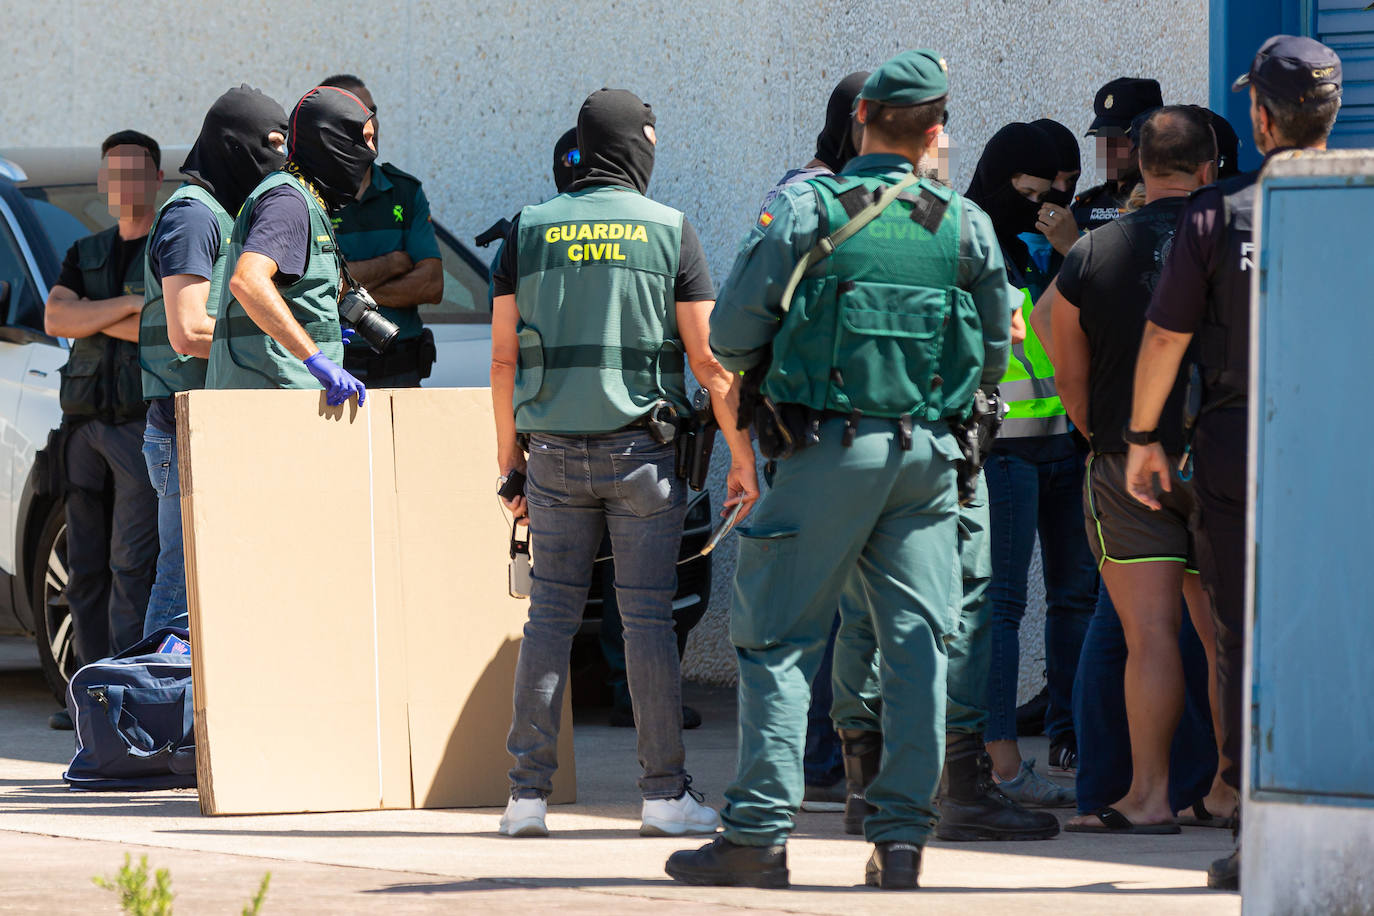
140 185 233 398
511 186 687 434
999 286 1068 438
205 171 344 391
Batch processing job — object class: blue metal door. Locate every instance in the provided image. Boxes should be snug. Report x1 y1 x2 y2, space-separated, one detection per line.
1313 1 1374 147
1252 158 1374 804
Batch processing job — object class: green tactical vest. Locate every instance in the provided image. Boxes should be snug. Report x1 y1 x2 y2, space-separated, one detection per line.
998 285 1068 438
140 185 233 399
58 227 148 423
763 174 984 422
512 186 689 434
205 171 344 390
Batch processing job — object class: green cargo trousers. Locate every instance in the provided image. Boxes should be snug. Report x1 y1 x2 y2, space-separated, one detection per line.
832 472 992 739
719 417 961 846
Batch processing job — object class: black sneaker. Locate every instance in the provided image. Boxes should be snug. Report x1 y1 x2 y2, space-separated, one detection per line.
865 841 922 890
800 779 846 813
1207 849 1240 891
1048 740 1078 774
48 710 73 731
665 836 789 888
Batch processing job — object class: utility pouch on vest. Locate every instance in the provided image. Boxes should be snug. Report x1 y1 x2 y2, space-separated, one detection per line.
509 523 532 599
58 343 103 418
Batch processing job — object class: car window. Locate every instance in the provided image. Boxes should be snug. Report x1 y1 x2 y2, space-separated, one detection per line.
24 198 90 262
22 183 174 253
419 225 492 325
0 211 44 328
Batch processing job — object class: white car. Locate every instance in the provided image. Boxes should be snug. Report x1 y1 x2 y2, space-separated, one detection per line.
0 148 711 701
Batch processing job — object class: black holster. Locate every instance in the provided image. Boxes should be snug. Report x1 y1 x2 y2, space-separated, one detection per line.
948 388 1003 505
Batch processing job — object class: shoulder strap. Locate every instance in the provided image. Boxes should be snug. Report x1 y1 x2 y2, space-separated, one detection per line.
779 170 921 315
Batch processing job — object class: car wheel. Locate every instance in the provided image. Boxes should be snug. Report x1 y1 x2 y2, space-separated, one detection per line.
31 500 75 704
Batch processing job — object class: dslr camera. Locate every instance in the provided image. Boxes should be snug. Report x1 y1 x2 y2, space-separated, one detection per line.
338 285 399 354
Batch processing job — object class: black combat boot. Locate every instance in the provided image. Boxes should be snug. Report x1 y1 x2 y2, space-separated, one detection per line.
865 841 922 889
935 732 1060 841
665 836 789 888
839 729 882 836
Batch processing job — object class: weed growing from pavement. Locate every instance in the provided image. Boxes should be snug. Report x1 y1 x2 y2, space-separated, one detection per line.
94 854 271 915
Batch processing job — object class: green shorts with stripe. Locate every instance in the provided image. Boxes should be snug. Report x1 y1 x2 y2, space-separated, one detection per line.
1083 452 1198 570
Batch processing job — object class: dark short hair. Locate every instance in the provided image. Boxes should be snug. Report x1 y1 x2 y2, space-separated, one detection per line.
100 130 160 169
1256 87 1340 148
863 97 947 146
320 73 367 93
1139 106 1217 177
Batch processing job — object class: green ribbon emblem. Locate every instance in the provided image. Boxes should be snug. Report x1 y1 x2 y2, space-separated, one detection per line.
393 204 404 223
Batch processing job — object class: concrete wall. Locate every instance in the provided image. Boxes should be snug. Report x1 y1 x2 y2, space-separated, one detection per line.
4 0 1209 689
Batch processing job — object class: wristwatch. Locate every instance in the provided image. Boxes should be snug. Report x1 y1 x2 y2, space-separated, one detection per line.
1122 426 1159 446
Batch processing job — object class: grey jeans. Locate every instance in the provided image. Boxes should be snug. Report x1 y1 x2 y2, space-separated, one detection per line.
507 429 689 800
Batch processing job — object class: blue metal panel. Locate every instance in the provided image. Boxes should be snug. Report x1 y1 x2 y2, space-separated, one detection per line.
1253 170 1374 803
1210 0 1305 171
1314 1 1374 148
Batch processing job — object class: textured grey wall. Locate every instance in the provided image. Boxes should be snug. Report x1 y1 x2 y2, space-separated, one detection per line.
5 0 1208 690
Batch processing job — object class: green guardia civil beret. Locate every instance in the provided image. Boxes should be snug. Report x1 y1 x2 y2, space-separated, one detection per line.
858 49 950 106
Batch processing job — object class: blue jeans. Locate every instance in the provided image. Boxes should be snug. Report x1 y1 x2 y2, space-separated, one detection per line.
141 420 188 637
1072 587 1217 813
985 448 1098 744
508 430 689 800
803 614 843 787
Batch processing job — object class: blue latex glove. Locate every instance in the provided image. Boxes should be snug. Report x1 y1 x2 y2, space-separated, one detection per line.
303 352 367 407
341 327 356 347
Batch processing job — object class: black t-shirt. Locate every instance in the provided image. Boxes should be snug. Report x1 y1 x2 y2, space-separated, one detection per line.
1056 195 1191 455
241 185 310 283
149 198 221 284
491 210 714 301
57 233 147 298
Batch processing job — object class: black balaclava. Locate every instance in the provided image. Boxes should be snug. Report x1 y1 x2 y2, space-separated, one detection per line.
1204 108 1242 179
1029 118 1081 207
181 85 288 216
815 71 870 172
286 86 377 211
965 123 1059 273
569 89 655 195
552 127 582 193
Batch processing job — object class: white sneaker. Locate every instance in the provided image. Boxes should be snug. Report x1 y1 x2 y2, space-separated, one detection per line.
499 796 548 837
641 791 721 837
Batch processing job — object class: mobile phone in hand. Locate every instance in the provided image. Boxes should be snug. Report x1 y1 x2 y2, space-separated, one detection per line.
498 470 527 501
701 501 745 556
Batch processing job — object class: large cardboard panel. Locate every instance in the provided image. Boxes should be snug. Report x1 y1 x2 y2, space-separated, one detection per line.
390 388 575 807
179 388 574 814
179 390 411 815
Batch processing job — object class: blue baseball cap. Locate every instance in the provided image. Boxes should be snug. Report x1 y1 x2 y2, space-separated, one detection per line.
1232 35 1342 106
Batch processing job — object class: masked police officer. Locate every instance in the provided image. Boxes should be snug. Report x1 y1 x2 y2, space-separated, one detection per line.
490 88 757 839
139 86 288 636
206 85 375 405
666 50 1012 890
1072 77 1164 233
1126 34 1343 892
44 131 162 696
320 75 443 388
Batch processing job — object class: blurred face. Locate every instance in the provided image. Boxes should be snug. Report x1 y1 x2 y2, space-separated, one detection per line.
1095 135 1136 181
918 129 955 185
97 144 161 220
1010 172 1051 203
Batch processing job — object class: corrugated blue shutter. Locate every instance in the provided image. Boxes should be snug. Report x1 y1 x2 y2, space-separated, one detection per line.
1315 1 1374 147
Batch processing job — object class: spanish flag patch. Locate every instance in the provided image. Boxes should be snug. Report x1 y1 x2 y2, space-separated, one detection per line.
758 211 774 227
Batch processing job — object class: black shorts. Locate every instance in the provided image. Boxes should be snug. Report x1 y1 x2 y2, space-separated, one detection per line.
1083 452 1198 570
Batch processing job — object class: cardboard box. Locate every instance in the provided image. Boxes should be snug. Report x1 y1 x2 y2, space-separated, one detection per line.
178 388 574 815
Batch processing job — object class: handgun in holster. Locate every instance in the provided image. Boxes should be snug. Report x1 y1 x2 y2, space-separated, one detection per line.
950 387 1005 506
682 387 717 491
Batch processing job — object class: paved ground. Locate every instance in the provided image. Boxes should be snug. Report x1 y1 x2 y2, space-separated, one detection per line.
0 636 1239 914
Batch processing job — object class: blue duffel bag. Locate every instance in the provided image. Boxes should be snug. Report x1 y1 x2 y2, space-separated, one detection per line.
63 627 197 790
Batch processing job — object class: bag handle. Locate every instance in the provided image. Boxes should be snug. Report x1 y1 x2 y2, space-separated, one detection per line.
99 684 189 761
778 170 923 315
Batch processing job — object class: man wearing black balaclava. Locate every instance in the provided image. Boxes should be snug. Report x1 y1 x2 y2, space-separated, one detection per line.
206 85 375 405
139 85 287 636
969 123 1100 807
490 88 758 839
756 71 868 216
1029 118 1084 257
